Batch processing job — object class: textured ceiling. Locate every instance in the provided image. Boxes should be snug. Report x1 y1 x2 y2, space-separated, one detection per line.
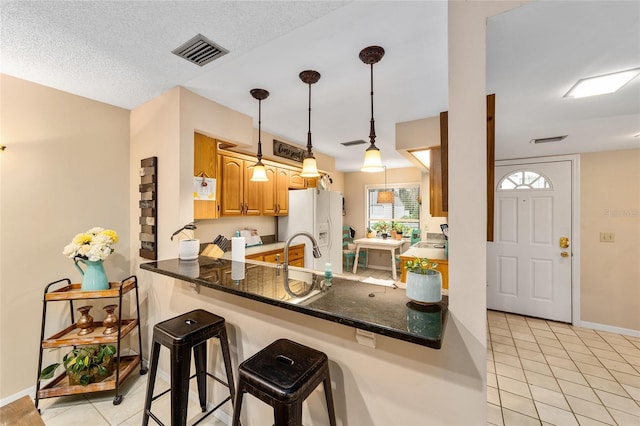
2 1 638 171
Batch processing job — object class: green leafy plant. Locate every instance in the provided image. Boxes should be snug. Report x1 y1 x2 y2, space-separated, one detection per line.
394 222 410 234
40 344 116 386
371 221 391 234
404 257 439 275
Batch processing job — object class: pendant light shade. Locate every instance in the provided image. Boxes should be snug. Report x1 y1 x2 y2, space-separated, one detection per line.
301 157 319 178
359 45 385 173
377 191 394 204
299 70 321 178
250 88 269 182
377 165 394 203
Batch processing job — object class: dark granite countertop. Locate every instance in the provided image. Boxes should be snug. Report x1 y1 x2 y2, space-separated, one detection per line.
140 257 447 349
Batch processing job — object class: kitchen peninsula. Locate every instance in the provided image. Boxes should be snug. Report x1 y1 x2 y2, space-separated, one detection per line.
141 257 447 349
139 255 452 423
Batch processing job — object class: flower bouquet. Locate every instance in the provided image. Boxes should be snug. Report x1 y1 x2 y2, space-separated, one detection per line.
63 227 118 291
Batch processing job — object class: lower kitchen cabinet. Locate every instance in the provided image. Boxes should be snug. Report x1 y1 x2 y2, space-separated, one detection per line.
245 244 305 268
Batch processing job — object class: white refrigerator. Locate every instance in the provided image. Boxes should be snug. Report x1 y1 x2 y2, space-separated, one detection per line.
278 189 343 274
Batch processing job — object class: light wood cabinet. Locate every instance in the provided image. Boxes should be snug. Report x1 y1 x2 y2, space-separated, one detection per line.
194 133 219 220
261 166 289 216
245 244 305 268
220 155 261 216
429 147 447 217
288 171 307 189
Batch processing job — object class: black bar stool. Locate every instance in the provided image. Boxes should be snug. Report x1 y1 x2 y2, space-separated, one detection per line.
231 338 336 426
143 309 236 426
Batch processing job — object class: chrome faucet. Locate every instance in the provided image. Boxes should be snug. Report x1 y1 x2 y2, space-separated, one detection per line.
283 231 322 273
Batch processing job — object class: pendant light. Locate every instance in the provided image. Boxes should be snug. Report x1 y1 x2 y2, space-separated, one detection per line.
250 88 269 182
359 45 385 173
299 70 321 178
377 166 394 203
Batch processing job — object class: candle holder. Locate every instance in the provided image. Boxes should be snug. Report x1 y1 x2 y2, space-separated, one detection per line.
76 305 94 336
102 304 119 335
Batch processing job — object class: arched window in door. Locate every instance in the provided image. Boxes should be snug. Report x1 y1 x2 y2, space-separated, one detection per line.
498 170 551 190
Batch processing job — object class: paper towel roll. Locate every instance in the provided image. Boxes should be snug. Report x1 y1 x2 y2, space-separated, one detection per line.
231 235 245 262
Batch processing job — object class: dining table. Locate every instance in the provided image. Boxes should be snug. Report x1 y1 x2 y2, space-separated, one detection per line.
352 237 408 280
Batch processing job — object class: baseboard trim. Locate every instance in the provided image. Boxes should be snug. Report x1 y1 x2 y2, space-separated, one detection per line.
0 386 36 409
575 320 640 338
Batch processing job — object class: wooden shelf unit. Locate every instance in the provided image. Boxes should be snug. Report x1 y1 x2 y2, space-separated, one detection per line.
35 276 147 409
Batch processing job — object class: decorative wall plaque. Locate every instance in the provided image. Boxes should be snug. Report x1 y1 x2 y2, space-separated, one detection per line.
139 157 157 260
273 139 305 163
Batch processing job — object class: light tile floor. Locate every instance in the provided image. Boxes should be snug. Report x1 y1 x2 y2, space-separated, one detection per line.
37 373 227 425
487 310 640 426
37 268 640 425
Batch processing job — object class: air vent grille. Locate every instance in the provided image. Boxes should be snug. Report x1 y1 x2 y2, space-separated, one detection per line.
172 34 229 67
530 135 567 144
341 139 367 147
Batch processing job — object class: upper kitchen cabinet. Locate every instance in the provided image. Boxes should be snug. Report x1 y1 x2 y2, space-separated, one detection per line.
429 146 447 217
194 133 219 220
261 165 289 216
220 155 261 216
288 170 307 189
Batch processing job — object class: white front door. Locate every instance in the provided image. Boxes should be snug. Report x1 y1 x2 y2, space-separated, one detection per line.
487 160 573 322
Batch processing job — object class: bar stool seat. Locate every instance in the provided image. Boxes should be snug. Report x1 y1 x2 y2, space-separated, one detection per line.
232 338 336 426
143 309 236 426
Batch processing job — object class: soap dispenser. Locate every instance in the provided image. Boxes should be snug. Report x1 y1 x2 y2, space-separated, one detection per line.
324 263 333 287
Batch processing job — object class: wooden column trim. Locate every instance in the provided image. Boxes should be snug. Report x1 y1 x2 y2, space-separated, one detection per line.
440 111 449 213
486 94 495 242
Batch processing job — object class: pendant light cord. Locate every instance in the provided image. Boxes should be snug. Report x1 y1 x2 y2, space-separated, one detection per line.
369 63 376 145
307 82 313 157
257 98 263 162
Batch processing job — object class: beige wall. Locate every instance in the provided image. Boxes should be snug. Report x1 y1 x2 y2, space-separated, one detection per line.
0 74 131 398
580 149 640 331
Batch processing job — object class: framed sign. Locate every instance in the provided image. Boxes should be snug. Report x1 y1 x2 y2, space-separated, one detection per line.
273 139 305 163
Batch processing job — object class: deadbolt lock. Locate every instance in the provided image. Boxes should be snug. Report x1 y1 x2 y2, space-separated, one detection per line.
559 237 570 249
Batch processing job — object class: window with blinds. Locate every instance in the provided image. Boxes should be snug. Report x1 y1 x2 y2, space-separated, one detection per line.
366 184 420 233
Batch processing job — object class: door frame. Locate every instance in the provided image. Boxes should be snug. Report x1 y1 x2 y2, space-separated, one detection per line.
493 154 581 325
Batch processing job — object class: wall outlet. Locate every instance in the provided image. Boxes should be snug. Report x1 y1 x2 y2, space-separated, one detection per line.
600 232 615 242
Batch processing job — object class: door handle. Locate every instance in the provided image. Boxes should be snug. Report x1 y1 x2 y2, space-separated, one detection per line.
559 237 569 249
560 251 569 258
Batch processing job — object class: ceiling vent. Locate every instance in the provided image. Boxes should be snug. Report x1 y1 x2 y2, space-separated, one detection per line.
530 135 567 144
172 34 229 67
341 139 367 147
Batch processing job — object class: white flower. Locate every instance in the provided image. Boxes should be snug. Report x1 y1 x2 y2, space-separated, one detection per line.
63 227 118 261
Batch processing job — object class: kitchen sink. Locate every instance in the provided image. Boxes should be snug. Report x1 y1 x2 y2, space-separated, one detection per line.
412 241 446 249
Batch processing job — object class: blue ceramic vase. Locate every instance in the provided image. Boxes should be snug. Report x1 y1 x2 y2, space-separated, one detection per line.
74 258 109 291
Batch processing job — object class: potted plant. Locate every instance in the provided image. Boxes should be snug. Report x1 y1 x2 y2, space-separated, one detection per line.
404 257 442 304
366 227 374 238
372 221 391 239
394 222 406 240
40 344 117 386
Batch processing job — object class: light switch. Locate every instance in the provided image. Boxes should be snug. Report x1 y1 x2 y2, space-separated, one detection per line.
600 232 615 242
